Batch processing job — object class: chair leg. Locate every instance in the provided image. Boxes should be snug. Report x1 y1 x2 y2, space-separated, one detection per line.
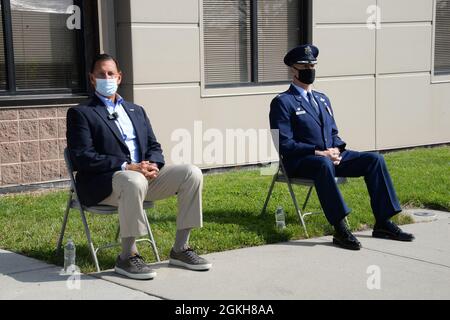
301 186 350 228
301 186 314 212
115 225 121 242
286 182 309 238
260 173 277 216
143 210 160 262
56 193 73 255
79 208 101 273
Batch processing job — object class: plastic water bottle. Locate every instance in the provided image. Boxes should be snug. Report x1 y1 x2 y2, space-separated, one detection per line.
64 239 76 272
275 206 286 230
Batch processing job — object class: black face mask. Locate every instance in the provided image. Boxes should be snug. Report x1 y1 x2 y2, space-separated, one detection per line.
295 68 316 84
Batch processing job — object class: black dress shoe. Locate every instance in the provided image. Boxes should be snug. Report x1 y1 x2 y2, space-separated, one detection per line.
372 220 415 241
333 226 361 250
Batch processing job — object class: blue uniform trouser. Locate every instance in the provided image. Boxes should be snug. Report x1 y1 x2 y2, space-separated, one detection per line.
294 152 402 226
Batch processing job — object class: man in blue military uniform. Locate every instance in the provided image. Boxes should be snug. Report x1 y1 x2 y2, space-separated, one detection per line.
269 45 415 250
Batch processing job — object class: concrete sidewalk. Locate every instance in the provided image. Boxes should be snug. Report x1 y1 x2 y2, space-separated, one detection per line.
0 209 449 300
0 249 159 300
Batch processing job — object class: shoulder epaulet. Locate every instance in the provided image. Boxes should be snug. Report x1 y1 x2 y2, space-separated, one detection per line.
312 90 326 96
274 93 284 100
277 89 292 98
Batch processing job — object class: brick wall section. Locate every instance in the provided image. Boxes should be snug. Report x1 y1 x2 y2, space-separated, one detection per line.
0 106 72 187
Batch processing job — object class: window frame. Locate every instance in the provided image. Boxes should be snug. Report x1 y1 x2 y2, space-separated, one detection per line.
431 0 450 83
200 0 312 96
0 0 99 107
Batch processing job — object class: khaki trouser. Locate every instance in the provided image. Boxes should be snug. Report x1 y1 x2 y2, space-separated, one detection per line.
99 164 203 238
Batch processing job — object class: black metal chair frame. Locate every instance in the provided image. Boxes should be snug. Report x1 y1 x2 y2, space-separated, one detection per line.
261 157 347 238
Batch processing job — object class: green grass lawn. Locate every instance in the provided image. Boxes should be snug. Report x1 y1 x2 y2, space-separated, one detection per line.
0 146 449 273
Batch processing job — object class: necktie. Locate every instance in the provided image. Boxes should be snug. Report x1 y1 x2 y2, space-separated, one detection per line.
307 91 320 115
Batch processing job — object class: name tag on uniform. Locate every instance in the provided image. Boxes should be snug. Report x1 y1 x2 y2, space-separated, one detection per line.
296 110 306 115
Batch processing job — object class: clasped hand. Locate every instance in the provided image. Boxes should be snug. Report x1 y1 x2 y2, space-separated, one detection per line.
316 147 342 165
125 161 159 179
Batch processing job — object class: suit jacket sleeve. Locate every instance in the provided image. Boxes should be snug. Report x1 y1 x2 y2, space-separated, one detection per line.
269 96 316 156
66 107 127 173
326 97 347 151
142 107 165 168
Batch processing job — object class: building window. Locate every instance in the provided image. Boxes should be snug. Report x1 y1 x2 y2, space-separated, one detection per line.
203 0 305 87
0 0 98 97
434 0 450 76
0 5 6 91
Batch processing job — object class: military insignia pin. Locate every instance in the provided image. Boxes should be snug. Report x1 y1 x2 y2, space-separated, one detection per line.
305 46 312 55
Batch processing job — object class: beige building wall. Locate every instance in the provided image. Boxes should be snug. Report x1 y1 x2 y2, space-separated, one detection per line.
113 0 449 169
115 0 283 168
1 0 448 189
314 0 450 150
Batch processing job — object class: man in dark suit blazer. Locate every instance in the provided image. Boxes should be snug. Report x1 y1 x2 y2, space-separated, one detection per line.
67 54 211 280
270 45 414 250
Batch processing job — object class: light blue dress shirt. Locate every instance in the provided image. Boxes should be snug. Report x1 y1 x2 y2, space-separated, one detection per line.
95 93 140 170
292 83 313 105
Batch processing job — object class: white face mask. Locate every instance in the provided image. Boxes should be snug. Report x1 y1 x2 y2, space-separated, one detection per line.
95 78 118 97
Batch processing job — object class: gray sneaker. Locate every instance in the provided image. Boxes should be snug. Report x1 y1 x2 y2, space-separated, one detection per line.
114 254 156 280
169 247 212 271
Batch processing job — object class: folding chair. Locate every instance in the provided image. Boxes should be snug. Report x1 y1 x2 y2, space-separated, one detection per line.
261 156 347 238
56 148 160 272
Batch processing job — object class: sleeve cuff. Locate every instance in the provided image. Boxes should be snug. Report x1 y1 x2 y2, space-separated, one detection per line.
337 143 346 152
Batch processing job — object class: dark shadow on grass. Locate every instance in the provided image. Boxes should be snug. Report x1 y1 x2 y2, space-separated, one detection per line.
13 247 61 267
34 245 95 264
15 243 120 273
202 208 306 244
417 203 449 212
